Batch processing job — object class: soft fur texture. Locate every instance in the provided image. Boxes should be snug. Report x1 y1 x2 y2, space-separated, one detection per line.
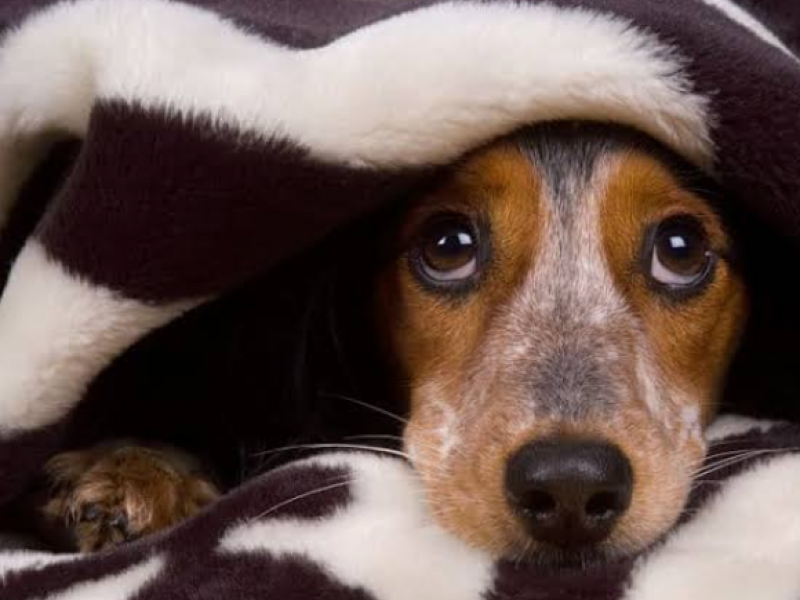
0 243 190 432
2 420 800 600
1 0 800 598
0 0 711 167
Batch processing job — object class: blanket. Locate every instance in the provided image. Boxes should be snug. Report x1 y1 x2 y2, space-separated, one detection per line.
2 0 800 598
1 416 800 600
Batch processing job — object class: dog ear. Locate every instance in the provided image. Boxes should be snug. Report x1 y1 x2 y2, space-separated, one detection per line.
722 218 800 421
39 450 103 532
43 450 99 491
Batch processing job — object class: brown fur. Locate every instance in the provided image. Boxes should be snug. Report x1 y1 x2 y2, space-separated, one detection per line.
377 132 746 559
602 150 746 425
41 442 219 553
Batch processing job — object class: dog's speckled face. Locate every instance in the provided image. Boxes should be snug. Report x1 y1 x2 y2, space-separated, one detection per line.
377 124 747 561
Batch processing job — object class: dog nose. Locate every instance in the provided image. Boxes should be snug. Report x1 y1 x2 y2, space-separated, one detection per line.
505 440 632 548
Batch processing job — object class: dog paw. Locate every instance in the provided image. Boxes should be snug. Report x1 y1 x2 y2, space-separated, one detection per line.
41 442 220 553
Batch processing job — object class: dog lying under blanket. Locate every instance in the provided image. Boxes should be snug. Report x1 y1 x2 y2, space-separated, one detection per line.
39 123 747 563
1 0 800 597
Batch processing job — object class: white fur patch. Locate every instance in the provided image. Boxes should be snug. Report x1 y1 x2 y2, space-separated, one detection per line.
624 453 800 600
635 350 670 429
0 243 193 432
416 381 462 462
0 0 712 171
434 401 459 461
220 453 494 600
678 404 702 447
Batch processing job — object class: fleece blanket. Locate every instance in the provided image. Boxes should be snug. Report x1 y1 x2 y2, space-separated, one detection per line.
1 416 800 600
2 0 800 598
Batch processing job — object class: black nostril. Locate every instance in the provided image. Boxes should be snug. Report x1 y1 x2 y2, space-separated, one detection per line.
505 439 633 548
525 490 558 518
585 490 625 520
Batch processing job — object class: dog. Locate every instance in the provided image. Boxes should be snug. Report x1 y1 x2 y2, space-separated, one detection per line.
38 122 747 561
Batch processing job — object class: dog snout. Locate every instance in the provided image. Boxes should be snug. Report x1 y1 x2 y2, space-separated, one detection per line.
505 439 633 549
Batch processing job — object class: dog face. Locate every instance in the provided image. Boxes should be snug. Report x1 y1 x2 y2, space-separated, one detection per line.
376 123 747 561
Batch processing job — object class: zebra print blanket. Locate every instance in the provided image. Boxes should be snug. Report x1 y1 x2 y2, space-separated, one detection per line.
1 417 799 600
1 1 800 598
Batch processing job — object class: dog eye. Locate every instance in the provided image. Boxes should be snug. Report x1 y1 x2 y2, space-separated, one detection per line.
413 215 480 284
649 217 715 289
80 503 102 522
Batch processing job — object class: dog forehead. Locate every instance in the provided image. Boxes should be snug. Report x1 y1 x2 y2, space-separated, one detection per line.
483 138 635 415
513 139 621 307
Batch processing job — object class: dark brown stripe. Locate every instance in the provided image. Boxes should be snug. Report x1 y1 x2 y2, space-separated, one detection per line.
36 101 429 302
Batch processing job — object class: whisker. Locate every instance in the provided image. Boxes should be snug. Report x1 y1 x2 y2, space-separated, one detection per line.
651 463 770 500
254 479 355 520
636 449 798 500
513 538 534 570
689 479 725 491
253 443 411 461
693 448 792 479
704 447 786 460
685 447 789 471
322 393 408 425
345 434 404 443
699 446 795 470
707 435 780 448
692 456 759 480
